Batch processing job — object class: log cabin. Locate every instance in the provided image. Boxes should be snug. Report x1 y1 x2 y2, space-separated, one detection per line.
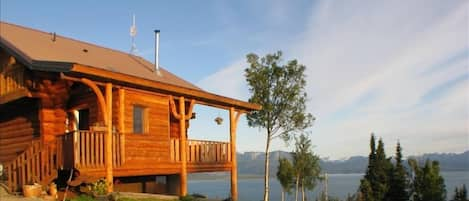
0 21 260 200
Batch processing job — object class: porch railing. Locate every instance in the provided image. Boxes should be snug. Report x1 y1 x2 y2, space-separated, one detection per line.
170 139 231 163
59 130 123 170
0 66 25 96
3 140 59 193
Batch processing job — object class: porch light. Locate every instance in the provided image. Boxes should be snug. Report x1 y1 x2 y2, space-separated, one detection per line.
214 116 223 125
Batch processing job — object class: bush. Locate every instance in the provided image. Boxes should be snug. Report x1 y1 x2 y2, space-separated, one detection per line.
179 195 195 201
89 179 108 196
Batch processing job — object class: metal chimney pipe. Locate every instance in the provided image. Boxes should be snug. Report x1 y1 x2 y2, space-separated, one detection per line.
154 30 161 76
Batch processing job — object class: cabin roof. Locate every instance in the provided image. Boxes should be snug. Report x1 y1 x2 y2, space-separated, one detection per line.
0 21 260 111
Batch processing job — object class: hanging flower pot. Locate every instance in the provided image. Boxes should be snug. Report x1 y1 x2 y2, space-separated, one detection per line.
214 117 223 125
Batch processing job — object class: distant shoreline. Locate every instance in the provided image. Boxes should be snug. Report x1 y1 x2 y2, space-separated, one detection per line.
189 170 469 181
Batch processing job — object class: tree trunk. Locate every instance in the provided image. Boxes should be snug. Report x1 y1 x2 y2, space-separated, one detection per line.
301 179 305 201
281 190 285 201
263 135 271 201
295 174 300 201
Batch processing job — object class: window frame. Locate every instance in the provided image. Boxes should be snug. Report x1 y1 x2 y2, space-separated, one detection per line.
132 104 149 134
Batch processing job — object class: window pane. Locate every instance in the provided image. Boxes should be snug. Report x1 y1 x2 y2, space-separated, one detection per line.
133 106 144 133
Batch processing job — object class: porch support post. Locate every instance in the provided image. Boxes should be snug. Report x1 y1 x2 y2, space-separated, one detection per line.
105 83 113 192
230 107 242 201
169 96 195 196
118 88 125 164
75 78 114 192
179 96 187 196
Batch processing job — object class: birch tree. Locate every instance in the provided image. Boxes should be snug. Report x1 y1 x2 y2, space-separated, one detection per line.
245 51 314 201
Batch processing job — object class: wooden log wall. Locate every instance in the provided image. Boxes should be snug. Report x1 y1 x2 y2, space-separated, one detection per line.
31 73 71 144
0 99 40 163
123 89 170 164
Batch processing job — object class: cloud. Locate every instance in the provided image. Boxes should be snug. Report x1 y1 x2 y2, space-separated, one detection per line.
198 59 248 100
197 1 469 159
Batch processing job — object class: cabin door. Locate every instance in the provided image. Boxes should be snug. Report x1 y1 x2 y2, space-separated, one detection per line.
69 108 90 131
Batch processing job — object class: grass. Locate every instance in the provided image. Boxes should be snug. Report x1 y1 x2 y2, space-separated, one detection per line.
67 194 194 201
118 197 177 201
69 194 97 201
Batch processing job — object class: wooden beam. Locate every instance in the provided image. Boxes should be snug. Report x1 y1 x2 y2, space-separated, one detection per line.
105 83 113 193
230 107 242 201
80 78 108 124
70 64 261 111
169 96 181 120
186 99 196 119
118 88 125 164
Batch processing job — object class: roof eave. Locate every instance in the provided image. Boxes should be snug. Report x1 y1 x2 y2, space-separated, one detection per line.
30 60 74 72
0 37 73 72
68 64 261 111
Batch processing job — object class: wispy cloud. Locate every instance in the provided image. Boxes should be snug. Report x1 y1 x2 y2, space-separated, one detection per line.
196 1 468 159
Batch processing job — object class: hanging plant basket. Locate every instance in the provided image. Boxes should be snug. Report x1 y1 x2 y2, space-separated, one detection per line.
214 117 223 125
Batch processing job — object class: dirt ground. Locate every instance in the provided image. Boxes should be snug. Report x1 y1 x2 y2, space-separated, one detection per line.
0 184 48 201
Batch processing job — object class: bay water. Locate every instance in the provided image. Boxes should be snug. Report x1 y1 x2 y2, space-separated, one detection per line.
188 171 469 201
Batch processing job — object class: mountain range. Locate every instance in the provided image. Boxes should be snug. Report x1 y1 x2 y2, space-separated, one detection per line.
236 150 469 175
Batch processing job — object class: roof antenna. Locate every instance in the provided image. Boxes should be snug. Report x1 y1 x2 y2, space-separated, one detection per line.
130 14 138 55
154 29 162 76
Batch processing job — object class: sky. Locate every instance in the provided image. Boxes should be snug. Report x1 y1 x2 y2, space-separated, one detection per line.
1 1 468 159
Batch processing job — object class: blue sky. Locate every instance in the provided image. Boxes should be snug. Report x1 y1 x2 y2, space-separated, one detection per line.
1 1 467 159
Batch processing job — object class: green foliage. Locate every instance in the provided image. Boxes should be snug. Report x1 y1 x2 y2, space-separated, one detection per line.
316 192 341 201
452 184 468 201
245 51 313 141
316 193 341 201
408 159 446 201
292 134 321 189
89 178 108 196
292 134 322 200
277 157 295 193
359 135 392 201
386 142 409 201
179 195 195 201
118 198 177 201
359 179 375 201
344 193 359 201
70 194 96 201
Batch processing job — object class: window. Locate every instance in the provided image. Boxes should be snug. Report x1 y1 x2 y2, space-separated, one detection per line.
133 105 147 134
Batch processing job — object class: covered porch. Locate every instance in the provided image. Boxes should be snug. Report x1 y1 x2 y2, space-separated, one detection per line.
53 61 261 201
57 130 233 173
